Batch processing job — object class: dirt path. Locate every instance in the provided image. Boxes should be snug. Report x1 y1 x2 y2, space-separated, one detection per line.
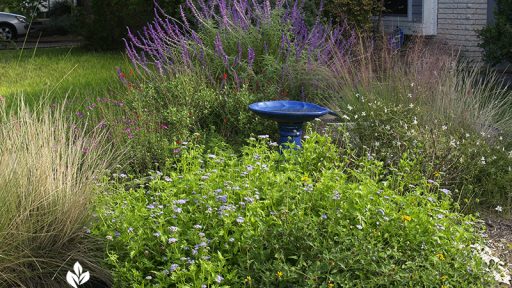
485 215 512 286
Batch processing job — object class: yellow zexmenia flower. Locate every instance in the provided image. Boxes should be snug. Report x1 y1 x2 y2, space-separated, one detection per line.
301 175 310 182
402 215 412 222
436 253 445 261
276 271 283 279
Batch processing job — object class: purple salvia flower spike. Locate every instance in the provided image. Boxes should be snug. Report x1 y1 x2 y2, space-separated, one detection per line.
180 5 190 30
247 47 255 69
214 33 229 67
263 0 271 19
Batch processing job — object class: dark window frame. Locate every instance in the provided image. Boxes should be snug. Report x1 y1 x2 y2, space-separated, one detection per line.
382 0 409 17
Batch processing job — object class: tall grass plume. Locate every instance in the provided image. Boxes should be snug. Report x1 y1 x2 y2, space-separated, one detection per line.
0 97 115 287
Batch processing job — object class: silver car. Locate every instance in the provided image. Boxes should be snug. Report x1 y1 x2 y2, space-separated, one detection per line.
0 12 28 41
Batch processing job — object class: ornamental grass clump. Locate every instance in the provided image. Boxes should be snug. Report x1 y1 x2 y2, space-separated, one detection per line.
0 98 115 287
316 38 512 211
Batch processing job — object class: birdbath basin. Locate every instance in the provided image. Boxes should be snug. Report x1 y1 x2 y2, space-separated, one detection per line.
249 100 333 148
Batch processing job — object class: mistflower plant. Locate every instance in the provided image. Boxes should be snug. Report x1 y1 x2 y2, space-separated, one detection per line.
91 131 501 286
124 0 357 94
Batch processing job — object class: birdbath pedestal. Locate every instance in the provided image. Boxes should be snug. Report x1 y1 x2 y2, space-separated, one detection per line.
248 100 333 149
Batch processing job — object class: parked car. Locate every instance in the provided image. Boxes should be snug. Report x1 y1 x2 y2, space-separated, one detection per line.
0 12 28 41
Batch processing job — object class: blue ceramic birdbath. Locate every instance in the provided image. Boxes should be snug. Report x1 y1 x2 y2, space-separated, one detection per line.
249 100 335 149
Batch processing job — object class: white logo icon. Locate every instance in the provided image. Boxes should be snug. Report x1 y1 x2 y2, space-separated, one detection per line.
66 261 90 287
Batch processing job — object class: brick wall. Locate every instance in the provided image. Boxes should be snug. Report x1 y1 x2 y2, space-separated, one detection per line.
437 0 488 59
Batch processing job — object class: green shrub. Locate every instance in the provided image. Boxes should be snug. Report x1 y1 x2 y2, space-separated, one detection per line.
102 73 275 171
325 0 382 31
1 0 47 17
91 132 499 287
478 0 512 64
38 0 80 36
0 98 117 287
83 0 184 50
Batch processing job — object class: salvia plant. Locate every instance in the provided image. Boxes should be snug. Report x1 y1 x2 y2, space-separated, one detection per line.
124 0 357 94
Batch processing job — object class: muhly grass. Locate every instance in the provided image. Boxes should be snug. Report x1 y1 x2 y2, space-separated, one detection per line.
0 98 117 287
317 38 512 139
0 48 129 108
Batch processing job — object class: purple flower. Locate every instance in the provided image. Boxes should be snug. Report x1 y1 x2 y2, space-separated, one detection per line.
321 214 327 219
168 237 178 244
199 232 205 237
217 195 228 203
174 199 188 205
170 263 179 272
247 47 255 68
216 274 224 283
154 232 161 237
128 227 134 233
146 204 155 209
114 231 121 237
214 33 229 67
174 207 183 213
169 226 178 232
440 188 451 195
236 216 245 223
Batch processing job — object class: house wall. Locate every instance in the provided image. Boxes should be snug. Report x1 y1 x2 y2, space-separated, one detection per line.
437 0 488 59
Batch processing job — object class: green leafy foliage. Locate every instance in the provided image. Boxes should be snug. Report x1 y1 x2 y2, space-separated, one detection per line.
0 0 47 16
83 0 184 50
91 132 496 287
325 0 382 31
478 0 512 64
333 96 512 212
104 74 275 171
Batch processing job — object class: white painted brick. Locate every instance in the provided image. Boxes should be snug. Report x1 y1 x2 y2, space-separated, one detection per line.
438 13 486 19
438 8 487 14
438 3 487 9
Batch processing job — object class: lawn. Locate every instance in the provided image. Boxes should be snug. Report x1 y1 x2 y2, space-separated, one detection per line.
0 48 128 106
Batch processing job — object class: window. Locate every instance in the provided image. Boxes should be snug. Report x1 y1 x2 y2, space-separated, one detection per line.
382 0 408 16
